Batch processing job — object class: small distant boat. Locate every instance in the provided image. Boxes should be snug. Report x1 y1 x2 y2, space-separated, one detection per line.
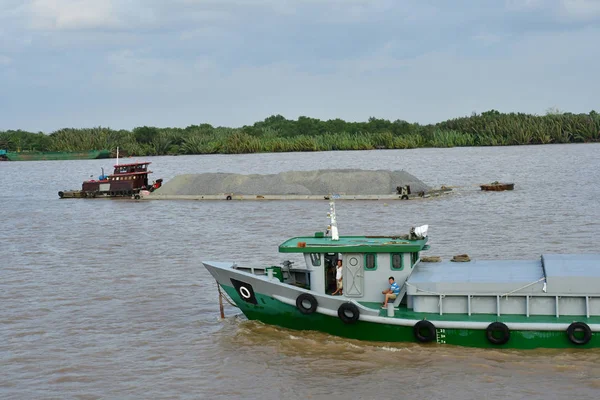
480 182 514 191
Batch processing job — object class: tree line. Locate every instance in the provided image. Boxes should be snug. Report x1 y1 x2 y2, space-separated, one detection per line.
1 110 598 156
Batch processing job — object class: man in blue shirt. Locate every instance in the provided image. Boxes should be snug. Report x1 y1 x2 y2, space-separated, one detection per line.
382 276 401 308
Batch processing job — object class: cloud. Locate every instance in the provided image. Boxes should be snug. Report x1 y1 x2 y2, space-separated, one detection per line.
560 0 600 19
25 0 119 30
1 1 599 131
0 55 13 65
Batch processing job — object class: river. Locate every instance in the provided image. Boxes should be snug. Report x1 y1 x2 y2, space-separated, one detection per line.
1 143 599 399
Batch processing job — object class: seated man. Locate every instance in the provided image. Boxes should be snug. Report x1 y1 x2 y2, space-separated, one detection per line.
382 276 401 308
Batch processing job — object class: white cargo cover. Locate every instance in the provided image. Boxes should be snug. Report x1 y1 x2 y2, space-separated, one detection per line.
406 259 545 295
542 254 600 294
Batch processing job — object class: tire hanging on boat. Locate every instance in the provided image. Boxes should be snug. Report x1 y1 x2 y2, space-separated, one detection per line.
413 320 436 343
486 322 510 345
296 293 318 315
337 302 360 324
566 322 592 345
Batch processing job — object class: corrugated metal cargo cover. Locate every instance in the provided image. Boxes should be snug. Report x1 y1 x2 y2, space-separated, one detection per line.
406 260 545 295
543 254 600 294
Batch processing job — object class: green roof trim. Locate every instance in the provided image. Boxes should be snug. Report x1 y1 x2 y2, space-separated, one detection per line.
278 235 428 253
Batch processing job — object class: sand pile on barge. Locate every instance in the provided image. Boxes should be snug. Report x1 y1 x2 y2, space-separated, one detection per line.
154 169 431 196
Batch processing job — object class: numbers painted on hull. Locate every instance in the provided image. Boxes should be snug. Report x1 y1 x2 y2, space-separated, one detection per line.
436 328 446 344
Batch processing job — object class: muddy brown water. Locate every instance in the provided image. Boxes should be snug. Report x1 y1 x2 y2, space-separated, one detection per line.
1 144 600 399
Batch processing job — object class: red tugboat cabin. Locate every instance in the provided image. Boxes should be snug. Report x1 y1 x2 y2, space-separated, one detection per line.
82 162 153 196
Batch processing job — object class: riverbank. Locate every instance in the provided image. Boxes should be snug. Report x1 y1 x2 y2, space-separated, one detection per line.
2 111 598 159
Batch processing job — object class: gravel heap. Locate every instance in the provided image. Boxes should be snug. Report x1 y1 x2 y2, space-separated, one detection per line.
155 169 431 196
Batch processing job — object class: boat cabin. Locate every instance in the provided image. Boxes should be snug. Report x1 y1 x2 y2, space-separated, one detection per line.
82 161 153 195
276 233 428 304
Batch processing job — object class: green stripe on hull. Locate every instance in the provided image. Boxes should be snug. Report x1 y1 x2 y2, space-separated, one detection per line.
221 286 598 350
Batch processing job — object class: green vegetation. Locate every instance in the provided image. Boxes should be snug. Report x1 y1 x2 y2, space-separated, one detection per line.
1 110 599 156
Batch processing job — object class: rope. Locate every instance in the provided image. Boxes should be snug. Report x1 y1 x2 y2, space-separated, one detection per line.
404 282 446 297
500 277 546 298
216 282 239 308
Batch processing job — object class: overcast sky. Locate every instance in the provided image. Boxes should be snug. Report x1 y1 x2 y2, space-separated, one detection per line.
1 0 599 132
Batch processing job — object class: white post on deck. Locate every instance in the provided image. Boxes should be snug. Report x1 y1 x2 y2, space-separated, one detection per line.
328 200 339 241
387 303 395 317
586 296 590 318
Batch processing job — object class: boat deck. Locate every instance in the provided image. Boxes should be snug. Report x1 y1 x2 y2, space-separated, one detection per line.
359 303 600 324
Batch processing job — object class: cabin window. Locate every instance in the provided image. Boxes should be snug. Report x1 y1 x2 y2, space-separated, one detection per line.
364 254 377 270
391 253 404 270
411 252 419 267
309 253 321 267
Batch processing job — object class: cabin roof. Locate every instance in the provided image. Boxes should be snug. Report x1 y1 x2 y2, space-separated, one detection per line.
279 234 427 253
113 161 151 167
109 171 152 177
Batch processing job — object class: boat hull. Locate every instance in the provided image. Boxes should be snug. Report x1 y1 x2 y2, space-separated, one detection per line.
480 183 514 191
222 284 598 349
205 263 599 349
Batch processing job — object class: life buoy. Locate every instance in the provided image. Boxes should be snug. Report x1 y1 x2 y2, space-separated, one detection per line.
337 302 359 324
296 293 318 315
567 322 592 345
413 320 436 343
486 322 510 345
226 195 233 200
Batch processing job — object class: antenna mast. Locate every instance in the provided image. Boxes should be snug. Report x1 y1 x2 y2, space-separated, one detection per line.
327 200 339 241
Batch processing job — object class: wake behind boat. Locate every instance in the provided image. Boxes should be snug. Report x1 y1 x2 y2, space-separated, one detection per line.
203 202 599 349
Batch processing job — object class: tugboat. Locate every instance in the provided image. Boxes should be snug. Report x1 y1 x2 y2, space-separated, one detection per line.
203 201 600 349
58 161 162 199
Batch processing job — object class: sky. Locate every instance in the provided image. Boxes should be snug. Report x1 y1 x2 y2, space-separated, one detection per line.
1 0 599 132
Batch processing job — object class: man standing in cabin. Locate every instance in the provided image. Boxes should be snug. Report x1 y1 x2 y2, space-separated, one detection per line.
382 276 400 308
332 259 343 295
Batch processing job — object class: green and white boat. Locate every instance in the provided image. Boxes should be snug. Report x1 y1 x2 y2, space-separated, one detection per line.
203 202 599 349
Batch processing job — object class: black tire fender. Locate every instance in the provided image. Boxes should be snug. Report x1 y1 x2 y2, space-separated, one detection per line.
413 320 436 343
486 322 510 345
296 293 318 315
226 195 233 200
134 194 141 200
337 302 360 324
58 191 64 198
567 322 592 345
